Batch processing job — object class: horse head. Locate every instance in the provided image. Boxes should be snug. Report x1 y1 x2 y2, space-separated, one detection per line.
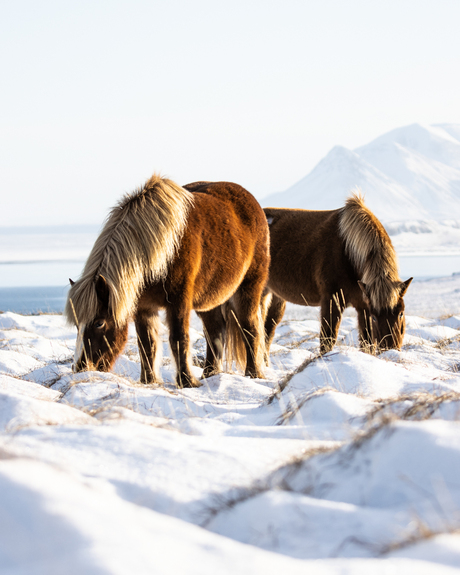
72 275 129 373
358 277 413 351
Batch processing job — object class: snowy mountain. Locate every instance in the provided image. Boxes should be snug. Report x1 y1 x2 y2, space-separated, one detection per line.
262 123 460 223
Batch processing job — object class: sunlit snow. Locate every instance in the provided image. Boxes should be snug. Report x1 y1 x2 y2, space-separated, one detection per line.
1 274 460 573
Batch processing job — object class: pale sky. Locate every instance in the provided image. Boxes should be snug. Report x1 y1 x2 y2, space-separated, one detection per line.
1 0 459 226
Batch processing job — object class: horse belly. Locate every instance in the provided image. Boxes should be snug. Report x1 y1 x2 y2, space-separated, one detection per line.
193 265 247 312
268 248 321 307
266 213 327 308
269 275 321 307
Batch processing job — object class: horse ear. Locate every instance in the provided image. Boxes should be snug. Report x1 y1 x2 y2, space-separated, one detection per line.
399 277 413 297
358 280 371 305
95 275 110 309
69 278 75 286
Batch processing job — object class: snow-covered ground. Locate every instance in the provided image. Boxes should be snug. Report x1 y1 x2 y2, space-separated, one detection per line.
1 274 460 574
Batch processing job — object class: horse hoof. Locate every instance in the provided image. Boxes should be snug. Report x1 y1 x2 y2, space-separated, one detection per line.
245 368 264 379
140 377 163 385
176 375 203 388
201 366 222 379
320 342 334 355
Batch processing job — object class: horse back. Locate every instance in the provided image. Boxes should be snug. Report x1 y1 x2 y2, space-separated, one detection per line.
185 181 263 223
264 207 358 306
143 182 269 313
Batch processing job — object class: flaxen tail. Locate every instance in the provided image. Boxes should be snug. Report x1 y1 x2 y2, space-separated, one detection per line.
223 300 265 375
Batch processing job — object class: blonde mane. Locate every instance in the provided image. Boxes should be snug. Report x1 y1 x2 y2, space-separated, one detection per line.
338 191 401 312
65 174 194 326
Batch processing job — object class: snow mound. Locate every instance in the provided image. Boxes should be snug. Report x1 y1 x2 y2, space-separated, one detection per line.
0 279 460 573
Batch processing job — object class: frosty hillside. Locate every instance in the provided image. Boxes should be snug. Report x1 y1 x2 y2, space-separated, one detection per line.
262 123 460 256
1 123 460 573
1 280 460 573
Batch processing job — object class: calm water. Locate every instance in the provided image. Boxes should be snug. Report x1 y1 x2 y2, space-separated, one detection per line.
0 254 459 315
0 225 96 314
0 286 69 314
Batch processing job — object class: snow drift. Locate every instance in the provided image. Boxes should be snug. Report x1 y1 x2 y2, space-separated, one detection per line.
1 274 460 573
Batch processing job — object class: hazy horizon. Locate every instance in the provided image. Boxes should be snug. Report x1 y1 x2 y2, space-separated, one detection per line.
2 0 460 226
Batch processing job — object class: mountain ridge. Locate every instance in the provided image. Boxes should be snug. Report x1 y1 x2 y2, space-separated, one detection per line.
262 123 460 223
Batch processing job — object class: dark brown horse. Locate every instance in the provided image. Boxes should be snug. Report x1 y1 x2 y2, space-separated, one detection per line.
262 193 412 357
66 175 269 387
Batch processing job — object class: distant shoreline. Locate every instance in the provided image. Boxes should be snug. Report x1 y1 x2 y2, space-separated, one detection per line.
0 286 69 315
0 224 100 234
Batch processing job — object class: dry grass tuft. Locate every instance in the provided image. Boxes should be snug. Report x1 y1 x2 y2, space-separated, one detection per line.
379 518 460 556
278 441 343 471
346 413 397 452
200 482 269 528
269 414 397 490
276 387 337 425
0 446 18 460
266 351 324 404
366 391 460 424
435 333 460 350
330 517 460 558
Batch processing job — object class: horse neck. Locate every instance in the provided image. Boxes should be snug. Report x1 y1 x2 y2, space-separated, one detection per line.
339 197 400 312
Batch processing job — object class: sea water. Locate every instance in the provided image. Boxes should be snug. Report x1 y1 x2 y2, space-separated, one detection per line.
0 227 459 314
0 225 98 314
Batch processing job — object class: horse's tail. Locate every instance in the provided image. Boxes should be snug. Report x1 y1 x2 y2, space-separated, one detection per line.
338 190 400 311
223 301 265 375
65 174 194 327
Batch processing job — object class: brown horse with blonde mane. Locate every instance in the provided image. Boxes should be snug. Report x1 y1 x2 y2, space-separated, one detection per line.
262 192 412 357
66 175 269 387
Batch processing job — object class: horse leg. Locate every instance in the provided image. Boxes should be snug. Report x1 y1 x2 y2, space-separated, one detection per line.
197 306 226 378
320 293 343 353
231 280 266 379
261 291 286 366
135 311 162 384
166 304 202 388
